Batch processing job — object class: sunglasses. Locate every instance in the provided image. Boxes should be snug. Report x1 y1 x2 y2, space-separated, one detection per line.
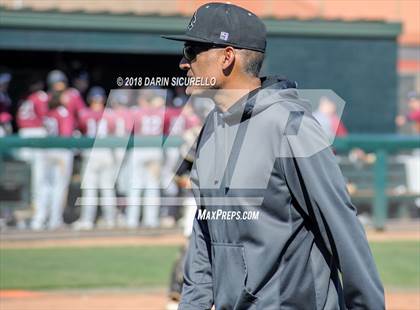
183 44 227 62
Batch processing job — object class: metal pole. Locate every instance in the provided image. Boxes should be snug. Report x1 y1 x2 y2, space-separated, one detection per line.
373 149 388 230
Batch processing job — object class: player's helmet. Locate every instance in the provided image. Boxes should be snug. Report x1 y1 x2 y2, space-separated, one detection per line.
47 70 68 87
87 86 106 103
0 72 11 85
108 89 129 107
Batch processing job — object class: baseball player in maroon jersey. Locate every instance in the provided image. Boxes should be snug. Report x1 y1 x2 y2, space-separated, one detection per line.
126 89 165 228
16 83 50 230
111 92 133 137
161 102 185 225
47 70 85 131
161 100 202 226
44 91 74 136
0 111 12 136
0 72 12 116
0 72 12 135
396 91 420 134
73 86 118 230
17 87 49 134
163 100 201 137
107 90 134 207
33 90 74 230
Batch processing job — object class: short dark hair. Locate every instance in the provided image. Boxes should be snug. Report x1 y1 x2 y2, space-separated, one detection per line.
239 49 265 77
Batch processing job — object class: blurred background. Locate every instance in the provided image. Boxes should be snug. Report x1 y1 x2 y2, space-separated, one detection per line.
0 1 419 309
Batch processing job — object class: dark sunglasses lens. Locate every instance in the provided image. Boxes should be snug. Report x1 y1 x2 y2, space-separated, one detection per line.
183 46 196 61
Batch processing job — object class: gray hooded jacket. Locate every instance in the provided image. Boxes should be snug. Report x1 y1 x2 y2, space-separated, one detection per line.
179 77 384 310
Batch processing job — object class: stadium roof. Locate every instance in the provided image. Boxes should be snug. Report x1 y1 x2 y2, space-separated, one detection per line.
0 7 401 54
0 0 417 45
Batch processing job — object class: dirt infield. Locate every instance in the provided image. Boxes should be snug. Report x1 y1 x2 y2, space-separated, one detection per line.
0 234 186 249
0 289 166 310
1 289 419 310
366 229 420 242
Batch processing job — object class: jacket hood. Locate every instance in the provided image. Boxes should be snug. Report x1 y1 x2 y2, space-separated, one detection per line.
219 76 302 123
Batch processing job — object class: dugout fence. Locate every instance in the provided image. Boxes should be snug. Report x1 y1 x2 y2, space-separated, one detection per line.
0 134 418 230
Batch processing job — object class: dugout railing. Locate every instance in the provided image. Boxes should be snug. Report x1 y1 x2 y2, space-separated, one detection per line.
0 134 419 230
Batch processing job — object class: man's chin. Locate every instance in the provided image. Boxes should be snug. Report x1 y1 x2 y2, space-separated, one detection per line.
185 86 193 96
186 86 205 96
188 87 217 97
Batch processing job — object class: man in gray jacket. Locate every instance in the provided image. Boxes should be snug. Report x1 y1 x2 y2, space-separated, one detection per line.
163 2 384 309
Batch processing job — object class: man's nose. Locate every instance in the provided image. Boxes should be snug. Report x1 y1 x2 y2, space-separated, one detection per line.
179 57 190 71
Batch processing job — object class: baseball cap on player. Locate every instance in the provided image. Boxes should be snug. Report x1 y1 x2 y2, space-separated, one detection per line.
87 86 106 101
109 89 130 106
161 2 266 53
47 70 68 87
0 72 11 85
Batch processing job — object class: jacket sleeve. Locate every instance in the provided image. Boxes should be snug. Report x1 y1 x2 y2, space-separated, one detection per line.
179 162 214 310
279 119 384 309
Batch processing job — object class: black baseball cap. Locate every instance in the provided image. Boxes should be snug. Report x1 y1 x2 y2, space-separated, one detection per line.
162 2 266 53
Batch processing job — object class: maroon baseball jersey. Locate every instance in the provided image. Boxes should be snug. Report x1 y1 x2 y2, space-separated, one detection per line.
61 88 85 116
16 91 49 129
164 107 184 136
407 108 420 123
185 113 201 130
51 87 85 130
78 107 115 137
112 107 134 136
44 106 74 136
0 111 12 136
0 111 12 124
133 106 165 136
164 107 202 136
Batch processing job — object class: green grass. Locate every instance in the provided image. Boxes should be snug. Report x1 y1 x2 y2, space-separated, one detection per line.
0 241 418 290
0 245 180 290
370 241 420 289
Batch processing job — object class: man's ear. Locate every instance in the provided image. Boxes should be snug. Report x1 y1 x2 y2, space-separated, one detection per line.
221 47 236 71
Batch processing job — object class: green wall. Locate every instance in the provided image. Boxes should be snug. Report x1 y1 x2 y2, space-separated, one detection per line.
265 36 398 132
